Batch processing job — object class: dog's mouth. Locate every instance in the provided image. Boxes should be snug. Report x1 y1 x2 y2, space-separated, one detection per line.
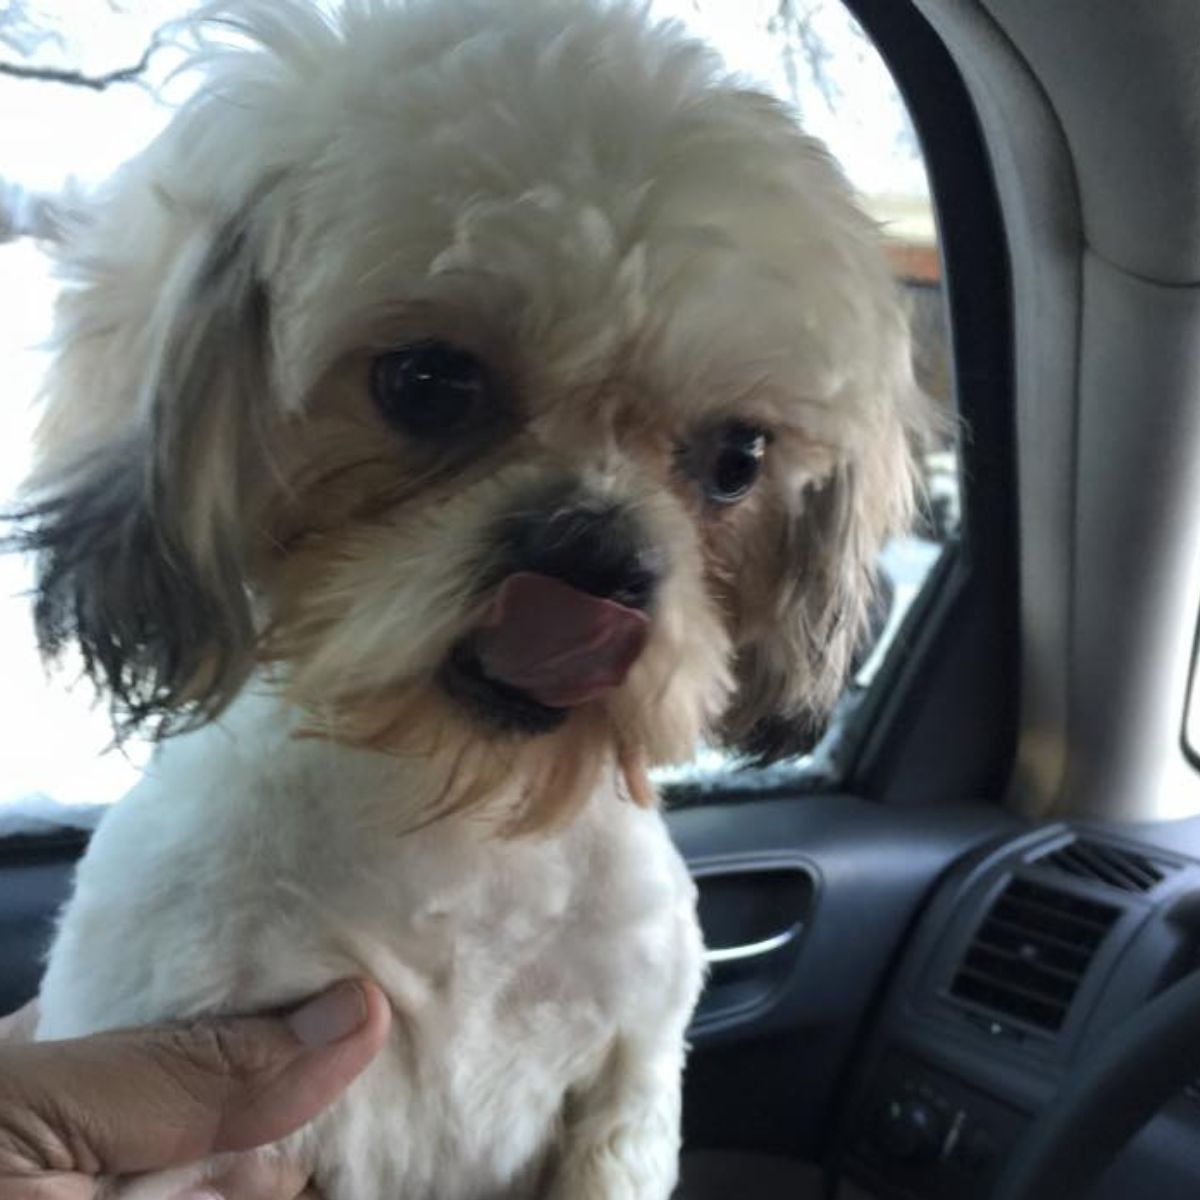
440 572 651 735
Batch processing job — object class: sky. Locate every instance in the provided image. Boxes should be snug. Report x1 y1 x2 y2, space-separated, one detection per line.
0 0 928 195
0 0 930 813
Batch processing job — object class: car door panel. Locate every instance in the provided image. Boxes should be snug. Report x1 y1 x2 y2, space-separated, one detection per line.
672 795 1017 1157
0 832 86 1014
0 796 1015 1168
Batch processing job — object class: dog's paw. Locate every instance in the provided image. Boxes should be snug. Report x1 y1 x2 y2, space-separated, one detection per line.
545 1131 679 1200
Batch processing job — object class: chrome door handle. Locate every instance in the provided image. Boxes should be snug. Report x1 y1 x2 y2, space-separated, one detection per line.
704 923 803 965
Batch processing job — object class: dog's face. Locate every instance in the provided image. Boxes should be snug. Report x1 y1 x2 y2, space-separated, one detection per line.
18 0 926 825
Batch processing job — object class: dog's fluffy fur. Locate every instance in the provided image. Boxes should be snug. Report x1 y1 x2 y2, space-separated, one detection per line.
19 1 927 1196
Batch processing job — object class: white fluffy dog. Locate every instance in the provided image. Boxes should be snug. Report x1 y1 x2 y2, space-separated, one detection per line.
17 0 926 1196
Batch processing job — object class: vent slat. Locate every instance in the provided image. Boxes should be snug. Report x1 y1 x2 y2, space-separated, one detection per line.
952 974 1068 1031
950 876 1120 1034
1034 837 1175 894
994 894 1112 943
1056 845 1130 890
956 963 1074 1010
1089 844 1161 890
964 942 1084 988
976 915 1092 969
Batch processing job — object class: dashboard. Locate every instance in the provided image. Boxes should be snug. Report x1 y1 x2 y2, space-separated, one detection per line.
836 822 1200 1198
7 800 1200 1199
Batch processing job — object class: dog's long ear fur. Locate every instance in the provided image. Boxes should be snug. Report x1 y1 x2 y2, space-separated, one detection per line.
720 408 924 765
12 195 277 737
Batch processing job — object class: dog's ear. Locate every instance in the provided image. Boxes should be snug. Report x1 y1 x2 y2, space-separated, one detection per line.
12 195 278 737
719 411 922 764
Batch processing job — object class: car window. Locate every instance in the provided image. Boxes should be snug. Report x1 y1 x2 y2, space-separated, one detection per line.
649 0 959 796
0 0 957 823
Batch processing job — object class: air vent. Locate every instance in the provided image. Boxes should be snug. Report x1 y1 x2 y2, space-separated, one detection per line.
950 877 1121 1033
1034 836 1177 894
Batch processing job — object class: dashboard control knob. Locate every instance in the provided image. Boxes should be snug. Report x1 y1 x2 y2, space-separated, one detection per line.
873 1096 945 1163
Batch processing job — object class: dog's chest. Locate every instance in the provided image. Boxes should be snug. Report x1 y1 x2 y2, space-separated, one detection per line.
287 786 696 1197
40 717 701 1200
332 794 688 1054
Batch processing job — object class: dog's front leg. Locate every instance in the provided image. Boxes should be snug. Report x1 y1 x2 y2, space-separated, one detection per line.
545 1036 685 1200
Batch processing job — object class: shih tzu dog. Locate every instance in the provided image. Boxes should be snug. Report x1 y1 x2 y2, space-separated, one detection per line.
15 0 927 1196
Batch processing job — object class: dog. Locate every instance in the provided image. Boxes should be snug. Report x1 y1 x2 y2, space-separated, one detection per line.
16 0 927 1195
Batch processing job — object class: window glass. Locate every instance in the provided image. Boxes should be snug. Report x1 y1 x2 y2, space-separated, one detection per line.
0 2 184 827
649 0 958 793
0 1 957 823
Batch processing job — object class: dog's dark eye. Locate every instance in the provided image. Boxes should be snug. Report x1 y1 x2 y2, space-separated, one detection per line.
687 421 770 505
370 342 488 438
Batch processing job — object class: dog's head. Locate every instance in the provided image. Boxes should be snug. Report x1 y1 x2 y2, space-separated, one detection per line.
17 0 928 825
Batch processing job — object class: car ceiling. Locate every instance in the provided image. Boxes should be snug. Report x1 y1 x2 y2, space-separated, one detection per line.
913 0 1200 824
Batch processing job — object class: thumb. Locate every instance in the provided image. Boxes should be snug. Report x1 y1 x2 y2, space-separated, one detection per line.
0 979 391 1178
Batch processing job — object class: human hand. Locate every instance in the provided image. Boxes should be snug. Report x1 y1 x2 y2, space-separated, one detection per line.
0 979 390 1199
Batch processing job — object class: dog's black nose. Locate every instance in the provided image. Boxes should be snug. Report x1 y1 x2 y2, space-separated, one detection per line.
498 502 663 609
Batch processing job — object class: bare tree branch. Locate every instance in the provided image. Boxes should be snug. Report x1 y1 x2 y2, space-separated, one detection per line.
792 5 839 109
0 0 63 60
0 2 166 244
0 29 161 91
769 0 842 114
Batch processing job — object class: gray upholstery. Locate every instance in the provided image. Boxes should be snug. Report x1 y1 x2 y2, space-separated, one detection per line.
984 0 1200 286
914 0 1200 821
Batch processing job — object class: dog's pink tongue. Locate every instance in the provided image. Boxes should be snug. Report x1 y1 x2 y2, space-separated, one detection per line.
476 572 650 708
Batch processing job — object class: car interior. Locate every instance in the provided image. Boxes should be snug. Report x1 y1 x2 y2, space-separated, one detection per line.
5 0 1200 1197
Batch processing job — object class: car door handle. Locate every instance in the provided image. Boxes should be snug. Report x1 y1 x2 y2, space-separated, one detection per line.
704 923 804 965
687 855 816 1034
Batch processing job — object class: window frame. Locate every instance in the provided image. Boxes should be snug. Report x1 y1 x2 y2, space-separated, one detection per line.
841 0 1018 807
664 0 1018 810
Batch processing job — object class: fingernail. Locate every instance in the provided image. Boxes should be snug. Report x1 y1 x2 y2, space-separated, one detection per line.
285 980 368 1048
